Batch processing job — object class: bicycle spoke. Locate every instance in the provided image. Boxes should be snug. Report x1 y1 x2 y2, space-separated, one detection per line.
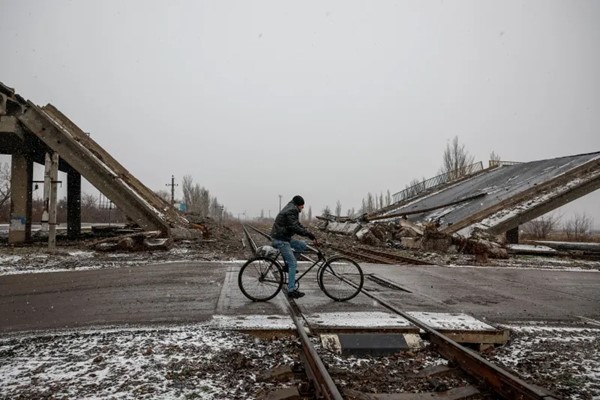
319 257 363 301
238 257 283 301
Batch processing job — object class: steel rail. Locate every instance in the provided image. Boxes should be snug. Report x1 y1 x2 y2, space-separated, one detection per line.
244 225 556 398
241 224 258 255
328 245 431 266
356 286 559 399
354 245 432 265
305 259 558 399
244 224 343 398
284 300 344 400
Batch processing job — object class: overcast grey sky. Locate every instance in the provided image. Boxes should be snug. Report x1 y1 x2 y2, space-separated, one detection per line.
1 1 599 224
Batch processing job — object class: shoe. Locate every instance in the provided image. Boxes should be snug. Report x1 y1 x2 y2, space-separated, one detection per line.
287 290 305 299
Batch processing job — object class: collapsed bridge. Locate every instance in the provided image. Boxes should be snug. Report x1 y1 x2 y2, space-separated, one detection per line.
0 82 190 244
326 152 600 244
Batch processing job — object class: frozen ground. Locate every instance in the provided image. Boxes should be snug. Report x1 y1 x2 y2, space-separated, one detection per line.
0 243 244 276
0 324 301 400
490 322 600 400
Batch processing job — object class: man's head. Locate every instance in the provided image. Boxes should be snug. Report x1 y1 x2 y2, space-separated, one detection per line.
292 195 305 211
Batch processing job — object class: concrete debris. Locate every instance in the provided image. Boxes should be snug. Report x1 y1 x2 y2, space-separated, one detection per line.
170 227 205 240
92 231 173 252
326 221 362 235
321 219 508 261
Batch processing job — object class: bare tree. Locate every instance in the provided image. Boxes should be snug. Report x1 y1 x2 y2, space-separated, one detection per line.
154 190 171 203
522 214 560 239
366 193 374 212
489 151 502 167
0 161 10 209
405 177 426 197
322 205 332 218
307 206 312 222
182 175 224 218
80 193 98 222
441 136 475 180
564 213 593 241
335 200 342 217
182 175 207 216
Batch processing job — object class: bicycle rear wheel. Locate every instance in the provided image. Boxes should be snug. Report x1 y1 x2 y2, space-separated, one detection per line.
319 256 363 301
238 257 284 302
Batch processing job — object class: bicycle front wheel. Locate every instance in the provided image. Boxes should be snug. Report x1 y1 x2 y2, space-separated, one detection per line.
238 257 284 302
319 256 363 301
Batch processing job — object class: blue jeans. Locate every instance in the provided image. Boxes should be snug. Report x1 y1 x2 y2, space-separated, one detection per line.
272 239 307 291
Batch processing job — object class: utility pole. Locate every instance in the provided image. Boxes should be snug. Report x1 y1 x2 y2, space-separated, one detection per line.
166 175 178 207
279 194 282 212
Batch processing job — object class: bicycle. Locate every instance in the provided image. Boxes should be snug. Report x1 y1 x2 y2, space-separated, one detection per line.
238 244 364 302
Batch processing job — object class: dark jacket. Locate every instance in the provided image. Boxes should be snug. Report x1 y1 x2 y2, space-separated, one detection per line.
271 201 313 242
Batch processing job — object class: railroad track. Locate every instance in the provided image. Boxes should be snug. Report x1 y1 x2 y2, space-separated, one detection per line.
329 244 432 265
242 225 558 398
283 293 559 400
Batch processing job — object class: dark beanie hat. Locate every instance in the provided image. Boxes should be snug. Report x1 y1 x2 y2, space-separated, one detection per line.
292 195 305 206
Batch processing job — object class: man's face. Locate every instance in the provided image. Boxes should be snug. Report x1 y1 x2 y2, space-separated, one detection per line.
298 204 304 212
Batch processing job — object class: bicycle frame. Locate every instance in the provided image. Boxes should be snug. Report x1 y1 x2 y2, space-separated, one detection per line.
283 244 325 284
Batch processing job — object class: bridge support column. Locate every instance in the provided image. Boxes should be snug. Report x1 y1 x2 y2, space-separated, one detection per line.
8 153 33 244
505 226 519 244
67 167 81 239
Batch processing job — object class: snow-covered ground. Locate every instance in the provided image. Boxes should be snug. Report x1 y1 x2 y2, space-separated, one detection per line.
1 245 599 398
2 321 598 399
0 324 300 400
491 322 600 399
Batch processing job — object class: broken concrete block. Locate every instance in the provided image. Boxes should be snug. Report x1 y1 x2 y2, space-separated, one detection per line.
398 218 424 235
400 237 422 249
117 237 135 250
326 221 362 235
421 235 451 252
356 227 381 245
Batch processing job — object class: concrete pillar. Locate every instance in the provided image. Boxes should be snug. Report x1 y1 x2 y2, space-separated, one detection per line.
48 153 59 250
67 167 81 239
505 226 519 244
8 153 33 244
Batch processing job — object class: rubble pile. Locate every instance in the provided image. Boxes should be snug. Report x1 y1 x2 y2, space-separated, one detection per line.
87 215 238 253
319 218 508 261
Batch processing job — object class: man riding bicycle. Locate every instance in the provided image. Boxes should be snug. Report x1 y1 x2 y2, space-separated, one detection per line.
271 195 317 299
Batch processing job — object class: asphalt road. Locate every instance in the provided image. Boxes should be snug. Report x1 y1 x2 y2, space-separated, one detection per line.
1 262 598 333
